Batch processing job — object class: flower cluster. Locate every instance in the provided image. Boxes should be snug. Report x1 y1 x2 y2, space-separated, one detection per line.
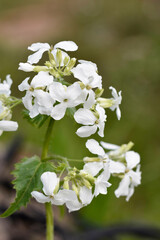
0 75 18 135
19 41 122 138
31 139 141 212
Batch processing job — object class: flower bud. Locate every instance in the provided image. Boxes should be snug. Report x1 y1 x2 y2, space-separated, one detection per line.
56 49 62 66
67 58 76 70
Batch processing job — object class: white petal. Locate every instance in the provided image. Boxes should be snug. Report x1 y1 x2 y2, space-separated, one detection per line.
0 120 18 132
18 77 30 91
74 108 96 125
100 141 119 150
28 49 48 64
109 160 125 174
41 172 59 196
31 71 53 88
128 169 141 186
109 86 118 99
53 189 77 205
51 103 66 120
83 162 103 176
115 175 130 198
76 125 97 138
126 185 134 201
125 151 140 169
34 90 54 109
97 121 105 137
79 186 93 205
49 82 66 102
78 60 98 71
18 63 34 72
66 197 83 212
86 139 105 156
116 106 121 120
54 41 78 51
31 191 50 203
84 90 95 109
28 42 50 51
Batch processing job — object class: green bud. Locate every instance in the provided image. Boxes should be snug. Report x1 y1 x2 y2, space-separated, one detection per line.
48 50 55 63
97 98 113 108
95 88 104 98
63 67 70 75
82 179 92 189
63 56 70 66
63 180 69 190
56 49 62 66
67 58 76 70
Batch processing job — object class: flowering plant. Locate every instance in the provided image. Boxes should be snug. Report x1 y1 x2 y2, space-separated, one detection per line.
0 41 141 240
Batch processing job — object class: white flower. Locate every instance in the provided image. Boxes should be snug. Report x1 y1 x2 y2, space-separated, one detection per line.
0 120 18 136
27 41 78 65
74 104 106 137
109 86 122 120
94 163 111 197
18 71 54 118
71 63 102 108
0 75 12 96
115 151 141 201
49 82 84 120
84 139 111 196
31 172 75 206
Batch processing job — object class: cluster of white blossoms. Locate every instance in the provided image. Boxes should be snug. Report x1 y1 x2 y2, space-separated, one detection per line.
0 75 18 135
17 40 141 212
31 139 141 212
18 41 122 138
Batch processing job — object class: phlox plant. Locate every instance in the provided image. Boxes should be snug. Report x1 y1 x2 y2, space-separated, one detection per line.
0 41 141 240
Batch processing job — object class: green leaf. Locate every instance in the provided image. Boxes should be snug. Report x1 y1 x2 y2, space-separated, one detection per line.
23 110 49 128
1 156 55 218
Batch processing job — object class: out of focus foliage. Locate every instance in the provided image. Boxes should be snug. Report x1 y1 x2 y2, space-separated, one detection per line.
0 0 160 231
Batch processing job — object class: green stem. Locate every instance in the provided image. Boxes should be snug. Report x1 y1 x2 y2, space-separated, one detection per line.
41 117 55 160
45 202 54 240
41 117 55 240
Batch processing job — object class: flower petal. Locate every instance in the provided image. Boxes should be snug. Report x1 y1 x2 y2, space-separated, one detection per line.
53 189 77 205
74 108 96 125
31 191 50 203
49 82 66 102
31 71 53 88
79 186 93 205
109 160 125 174
76 125 97 138
54 41 78 51
51 103 66 120
41 172 59 196
83 162 103 176
86 139 105 156
28 42 50 51
125 151 140 170
100 141 119 150
115 175 130 198
18 77 30 91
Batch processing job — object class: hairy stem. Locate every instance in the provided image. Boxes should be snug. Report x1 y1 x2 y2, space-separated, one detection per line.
45 202 54 240
41 117 55 240
41 117 55 160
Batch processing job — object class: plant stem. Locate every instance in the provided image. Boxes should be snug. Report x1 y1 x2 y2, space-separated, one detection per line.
41 117 55 240
41 117 55 160
45 202 54 240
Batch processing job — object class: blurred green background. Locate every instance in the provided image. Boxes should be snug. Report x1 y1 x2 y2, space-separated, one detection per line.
0 0 160 237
